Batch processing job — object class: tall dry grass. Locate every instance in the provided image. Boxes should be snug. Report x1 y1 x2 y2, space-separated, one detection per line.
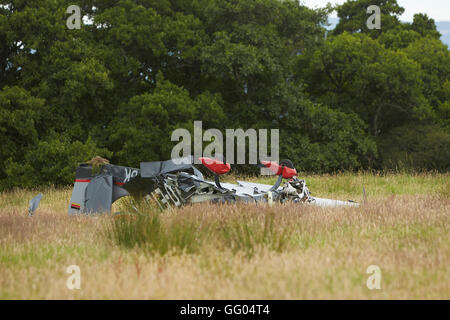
0 173 448 299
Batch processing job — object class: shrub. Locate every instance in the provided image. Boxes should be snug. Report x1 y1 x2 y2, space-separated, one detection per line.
379 124 450 172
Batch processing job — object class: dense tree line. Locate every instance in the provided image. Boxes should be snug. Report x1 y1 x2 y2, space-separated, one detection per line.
0 0 448 189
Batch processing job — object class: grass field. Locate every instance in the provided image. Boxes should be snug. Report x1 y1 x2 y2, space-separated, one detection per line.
0 173 449 299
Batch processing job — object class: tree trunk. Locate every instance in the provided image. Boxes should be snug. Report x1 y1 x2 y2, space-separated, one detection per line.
372 105 382 136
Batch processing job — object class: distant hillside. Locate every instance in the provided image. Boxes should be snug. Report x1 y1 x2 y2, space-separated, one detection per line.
323 17 450 48
436 21 450 48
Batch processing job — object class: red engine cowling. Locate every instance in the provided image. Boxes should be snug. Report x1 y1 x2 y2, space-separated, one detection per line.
261 161 297 179
199 157 231 175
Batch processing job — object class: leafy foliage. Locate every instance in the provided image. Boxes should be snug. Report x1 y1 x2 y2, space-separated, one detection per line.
298 32 432 136
0 0 448 190
379 124 450 171
4 134 110 189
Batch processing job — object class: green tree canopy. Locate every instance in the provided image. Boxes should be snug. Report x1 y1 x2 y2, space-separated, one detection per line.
333 0 404 38
0 0 449 189
297 32 429 136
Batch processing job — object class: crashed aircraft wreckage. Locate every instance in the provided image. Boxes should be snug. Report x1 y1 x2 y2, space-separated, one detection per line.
68 156 358 215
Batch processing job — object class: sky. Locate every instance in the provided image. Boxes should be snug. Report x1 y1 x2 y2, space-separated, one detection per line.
301 0 450 22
